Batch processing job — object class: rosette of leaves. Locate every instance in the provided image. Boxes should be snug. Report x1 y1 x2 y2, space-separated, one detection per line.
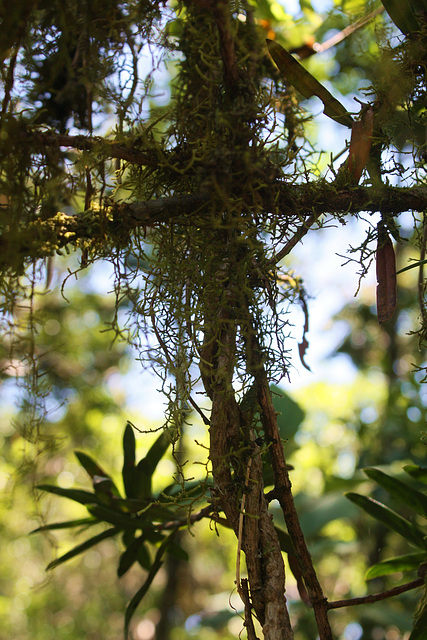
346 465 427 639
33 422 194 638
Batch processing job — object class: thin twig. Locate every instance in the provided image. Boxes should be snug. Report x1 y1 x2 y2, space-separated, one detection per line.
314 7 384 56
418 212 427 327
327 578 424 610
240 579 259 640
32 132 162 166
236 455 253 589
269 214 317 266
156 504 213 531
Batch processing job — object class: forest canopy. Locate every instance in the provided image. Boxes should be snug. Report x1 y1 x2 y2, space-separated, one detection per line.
0 1 426 639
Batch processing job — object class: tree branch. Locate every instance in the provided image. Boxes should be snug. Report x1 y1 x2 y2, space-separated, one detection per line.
3 184 427 269
32 131 163 166
327 578 424 610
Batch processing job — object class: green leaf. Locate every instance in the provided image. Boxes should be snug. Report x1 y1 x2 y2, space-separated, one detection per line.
345 493 427 549
404 465 427 484
166 540 189 562
365 552 427 579
46 527 120 570
37 484 104 506
397 259 427 275
137 543 152 570
380 0 421 35
124 531 177 639
75 450 110 481
122 422 137 499
118 536 150 577
92 476 122 501
364 467 427 517
31 517 98 533
274 526 294 554
266 39 354 128
86 503 154 530
75 450 121 498
297 492 359 539
271 384 305 442
135 430 172 499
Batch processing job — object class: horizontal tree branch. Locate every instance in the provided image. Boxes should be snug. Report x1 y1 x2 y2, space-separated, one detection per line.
32 132 163 166
327 577 424 610
1 183 427 269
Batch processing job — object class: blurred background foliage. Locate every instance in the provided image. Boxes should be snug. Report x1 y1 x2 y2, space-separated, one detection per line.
0 0 426 639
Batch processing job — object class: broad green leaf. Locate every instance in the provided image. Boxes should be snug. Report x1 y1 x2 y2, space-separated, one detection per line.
46 527 120 570
409 602 427 640
365 552 427 579
122 422 137 499
274 526 294 554
124 531 177 639
37 485 105 506
345 493 427 549
364 467 427 517
266 39 354 128
31 517 98 533
295 492 359 539
381 0 421 34
404 465 427 484
271 384 305 442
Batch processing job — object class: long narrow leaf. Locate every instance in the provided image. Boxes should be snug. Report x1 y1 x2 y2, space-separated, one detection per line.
380 0 420 34
37 485 105 506
122 422 137 499
404 465 427 484
75 451 121 498
31 517 98 533
135 431 171 499
46 527 120 570
346 493 427 549
267 39 354 128
364 467 427 517
118 536 149 577
86 503 154 530
75 451 109 480
365 552 427 579
397 259 427 275
124 531 177 639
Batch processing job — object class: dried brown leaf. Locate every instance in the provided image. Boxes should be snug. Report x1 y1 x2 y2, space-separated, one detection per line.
376 225 397 323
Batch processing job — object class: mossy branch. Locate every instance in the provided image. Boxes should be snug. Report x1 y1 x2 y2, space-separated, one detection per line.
2 184 427 269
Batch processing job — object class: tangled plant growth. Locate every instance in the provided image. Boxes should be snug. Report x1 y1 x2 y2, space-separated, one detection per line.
1 0 427 638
